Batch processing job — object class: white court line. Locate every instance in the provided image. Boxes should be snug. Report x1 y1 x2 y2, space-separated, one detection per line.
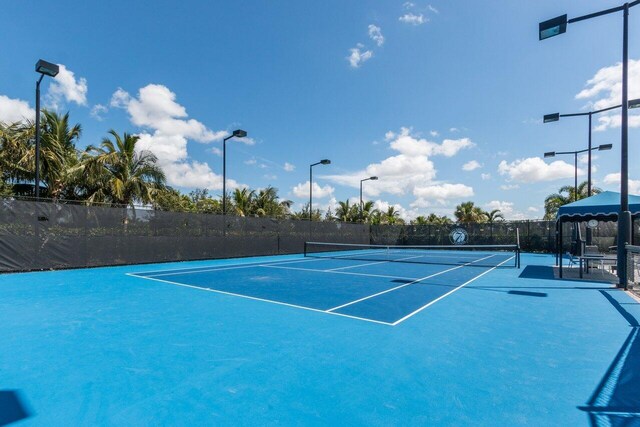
391 255 515 326
133 256 328 278
258 264 418 282
325 254 428 271
127 274 394 326
326 254 496 312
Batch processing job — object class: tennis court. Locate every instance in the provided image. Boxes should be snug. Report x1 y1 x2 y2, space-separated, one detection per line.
128 243 519 325
1 249 639 425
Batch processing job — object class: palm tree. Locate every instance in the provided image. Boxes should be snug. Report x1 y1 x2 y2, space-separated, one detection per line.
85 130 165 206
253 186 291 217
426 213 453 225
231 188 255 216
383 206 402 225
38 111 83 200
1 111 83 199
369 210 383 225
454 201 486 223
335 200 357 222
360 201 377 223
412 215 428 225
484 209 504 224
544 181 600 220
0 122 30 191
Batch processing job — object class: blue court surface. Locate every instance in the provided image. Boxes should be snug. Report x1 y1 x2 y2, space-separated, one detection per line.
1 252 639 425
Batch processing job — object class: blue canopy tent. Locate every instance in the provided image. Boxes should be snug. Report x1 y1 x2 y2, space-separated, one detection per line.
556 191 640 278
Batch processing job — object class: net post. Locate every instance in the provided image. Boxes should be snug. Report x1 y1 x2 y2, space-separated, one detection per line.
518 228 521 268
304 241 307 257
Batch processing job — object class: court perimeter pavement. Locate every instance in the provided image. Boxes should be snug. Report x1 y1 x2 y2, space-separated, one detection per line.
1 252 639 425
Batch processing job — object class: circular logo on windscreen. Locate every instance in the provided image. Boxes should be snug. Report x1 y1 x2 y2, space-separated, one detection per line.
587 219 598 228
449 228 468 245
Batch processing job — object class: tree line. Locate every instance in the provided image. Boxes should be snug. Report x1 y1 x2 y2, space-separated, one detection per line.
1 111 592 223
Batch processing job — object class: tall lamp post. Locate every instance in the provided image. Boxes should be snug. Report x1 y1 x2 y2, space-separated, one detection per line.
539 1 640 287
222 129 247 216
359 176 378 222
309 159 331 221
544 144 612 202
34 60 59 200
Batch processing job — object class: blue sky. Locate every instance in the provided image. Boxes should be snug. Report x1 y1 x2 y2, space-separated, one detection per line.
1 0 639 220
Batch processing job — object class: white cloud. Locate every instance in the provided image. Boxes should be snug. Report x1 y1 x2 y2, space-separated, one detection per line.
403 2 415 9
113 84 241 191
430 130 439 137
389 127 474 157
449 127 459 132
500 184 520 190
603 172 640 194
399 13 427 25
46 64 88 109
498 157 583 182
593 114 640 132
284 162 295 172
485 200 527 220
112 84 225 143
322 127 474 199
0 95 34 123
481 173 491 180
368 25 385 47
347 44 373 68
90 104 108 121
578 153 598 164
428 4 439 14
292 181 335 199
576 59 640 131
210 147 222 157
528 207 540 212
244 159 257 165
323 154 436 197
462 160 482 171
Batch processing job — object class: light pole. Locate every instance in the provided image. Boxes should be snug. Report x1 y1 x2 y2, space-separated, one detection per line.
544 144 612 202
539 1 640 286
309 159 330 221
359 176 378 222
222 129 247 216
34 59 59 200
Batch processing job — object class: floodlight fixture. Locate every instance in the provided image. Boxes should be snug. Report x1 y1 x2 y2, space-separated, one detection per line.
629 98 640 109
544 151 556 158
543 113 560 123
320 159 331 165
232 129 247 138
598 144 613 151
35 59 59 77
539 14 567 40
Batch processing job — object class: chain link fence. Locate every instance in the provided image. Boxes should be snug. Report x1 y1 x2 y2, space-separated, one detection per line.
0 199 369 272
1 198 638 272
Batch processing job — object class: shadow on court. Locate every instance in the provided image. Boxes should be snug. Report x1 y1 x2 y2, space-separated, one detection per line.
0 390 31 425
507 290 547 297
518 265 556 280
579 290 640 426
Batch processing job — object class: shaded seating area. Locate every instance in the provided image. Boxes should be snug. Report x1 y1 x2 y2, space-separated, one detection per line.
556 191 640 281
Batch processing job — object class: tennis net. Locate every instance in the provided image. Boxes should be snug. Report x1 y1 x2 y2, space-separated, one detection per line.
304 242 521 268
